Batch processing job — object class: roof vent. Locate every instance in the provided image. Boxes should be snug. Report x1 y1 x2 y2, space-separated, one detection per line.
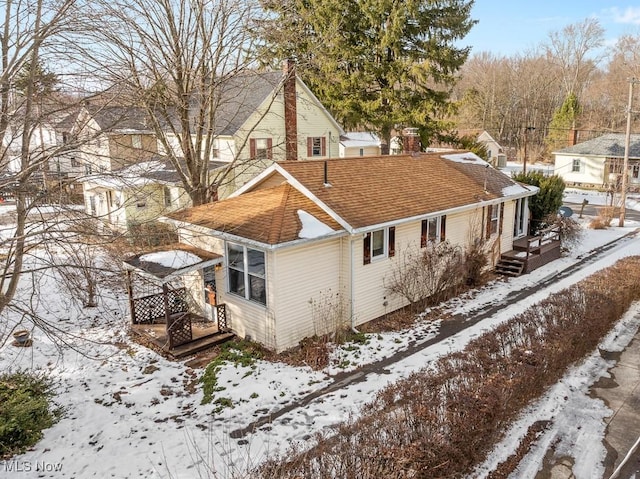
323 160 331 187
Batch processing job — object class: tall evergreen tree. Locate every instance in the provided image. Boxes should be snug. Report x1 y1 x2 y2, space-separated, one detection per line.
258 0 476 150
546 92 581 153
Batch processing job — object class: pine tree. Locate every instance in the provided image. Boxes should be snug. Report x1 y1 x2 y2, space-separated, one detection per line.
546 92 580 153
258 0 476 149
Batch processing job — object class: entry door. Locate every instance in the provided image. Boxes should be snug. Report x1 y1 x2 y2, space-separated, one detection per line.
514 198 527 238
203 266 217 321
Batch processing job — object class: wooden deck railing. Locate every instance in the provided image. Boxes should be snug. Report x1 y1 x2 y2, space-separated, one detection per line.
131 288 188 324
523 225 561 260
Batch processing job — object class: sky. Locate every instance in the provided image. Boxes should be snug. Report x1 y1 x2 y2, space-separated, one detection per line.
463 1 640 57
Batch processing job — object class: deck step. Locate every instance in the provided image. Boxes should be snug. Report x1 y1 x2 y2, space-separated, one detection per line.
495 256 525 277
169 332 235 359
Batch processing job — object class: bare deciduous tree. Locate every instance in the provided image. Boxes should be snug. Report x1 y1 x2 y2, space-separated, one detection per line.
84 0 270 206
0 0 87 323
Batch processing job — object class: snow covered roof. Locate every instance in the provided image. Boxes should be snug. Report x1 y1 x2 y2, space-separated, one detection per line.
340 132 381 148
80 158 228 189
124 244 222 283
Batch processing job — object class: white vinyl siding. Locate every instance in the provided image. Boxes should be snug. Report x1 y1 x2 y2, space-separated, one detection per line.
554 153 605 186
271 238 343 352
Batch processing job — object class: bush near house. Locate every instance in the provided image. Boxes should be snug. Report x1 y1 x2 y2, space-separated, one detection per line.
257 256 640 478
513 171 565 234
0 372 60 459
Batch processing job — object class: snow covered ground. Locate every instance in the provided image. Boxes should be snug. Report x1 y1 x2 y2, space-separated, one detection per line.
1 191 640 478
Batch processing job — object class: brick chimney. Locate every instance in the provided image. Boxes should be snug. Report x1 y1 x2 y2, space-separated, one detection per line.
402 127 421 153
283 59 298 160
568 128 578 147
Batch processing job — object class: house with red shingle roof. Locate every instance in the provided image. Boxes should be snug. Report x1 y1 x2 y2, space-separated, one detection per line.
159 151 538 352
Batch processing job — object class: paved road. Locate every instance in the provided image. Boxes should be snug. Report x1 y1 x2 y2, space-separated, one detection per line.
564 201 640 222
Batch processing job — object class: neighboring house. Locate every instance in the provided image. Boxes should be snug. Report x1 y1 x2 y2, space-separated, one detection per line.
1 108 84 196
339 132 382 157
477 130 506 167
162 152 538 352
553 133 640 189
211 63 344 194
81 157 228 230
72 104 158 175
78 64 344 228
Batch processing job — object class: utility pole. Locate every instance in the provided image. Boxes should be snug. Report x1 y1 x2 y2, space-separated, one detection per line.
522 126 535 175
619 78 638 227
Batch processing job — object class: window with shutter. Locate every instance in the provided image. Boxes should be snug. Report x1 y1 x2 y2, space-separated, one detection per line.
364 227 395 263
250 138 271 160
307 136 325 157
420 215 446 246
363 232 371 265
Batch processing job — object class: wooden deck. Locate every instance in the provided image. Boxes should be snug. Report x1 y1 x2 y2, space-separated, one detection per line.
130 320 234 358
495 226 562 276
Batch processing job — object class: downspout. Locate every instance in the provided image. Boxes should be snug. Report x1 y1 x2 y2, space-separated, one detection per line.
350 235 358 333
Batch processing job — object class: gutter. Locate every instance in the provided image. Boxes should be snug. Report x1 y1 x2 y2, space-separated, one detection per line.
351 188 539 235
161 218 349 252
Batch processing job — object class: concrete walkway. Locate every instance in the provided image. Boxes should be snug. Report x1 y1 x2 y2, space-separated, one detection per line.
537 330 640 479
594 334 640 479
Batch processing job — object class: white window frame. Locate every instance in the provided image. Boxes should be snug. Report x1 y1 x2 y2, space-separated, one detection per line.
514 198 527 238
226 242 266 306
163 186 172 207
371 228 388 260
132 134 142 149
255 138 269 160
490 203 500 235
571 159 581 172
422 216 444 245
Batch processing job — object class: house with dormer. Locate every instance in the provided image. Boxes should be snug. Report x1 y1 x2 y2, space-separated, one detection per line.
150 152 538 352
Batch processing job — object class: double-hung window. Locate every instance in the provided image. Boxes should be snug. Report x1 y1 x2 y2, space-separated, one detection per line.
307 137 326 157
421 216 446 247
486 204 501 238
572 159 581 172
227 243 266 305
249 138 272 160
363 227 395 264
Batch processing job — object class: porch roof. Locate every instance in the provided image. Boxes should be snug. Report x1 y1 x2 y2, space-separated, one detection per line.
124 243 222 283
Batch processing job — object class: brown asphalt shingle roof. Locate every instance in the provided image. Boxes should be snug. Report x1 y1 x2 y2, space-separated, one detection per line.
169 152 534 245
277 152 526 229
168 183 343 245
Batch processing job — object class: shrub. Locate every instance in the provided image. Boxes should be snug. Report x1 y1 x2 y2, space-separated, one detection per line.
512 171 565 234
384 241 465 311
542 213 583 252
0 372 60 459
464 239 489 286
256 257 640 478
